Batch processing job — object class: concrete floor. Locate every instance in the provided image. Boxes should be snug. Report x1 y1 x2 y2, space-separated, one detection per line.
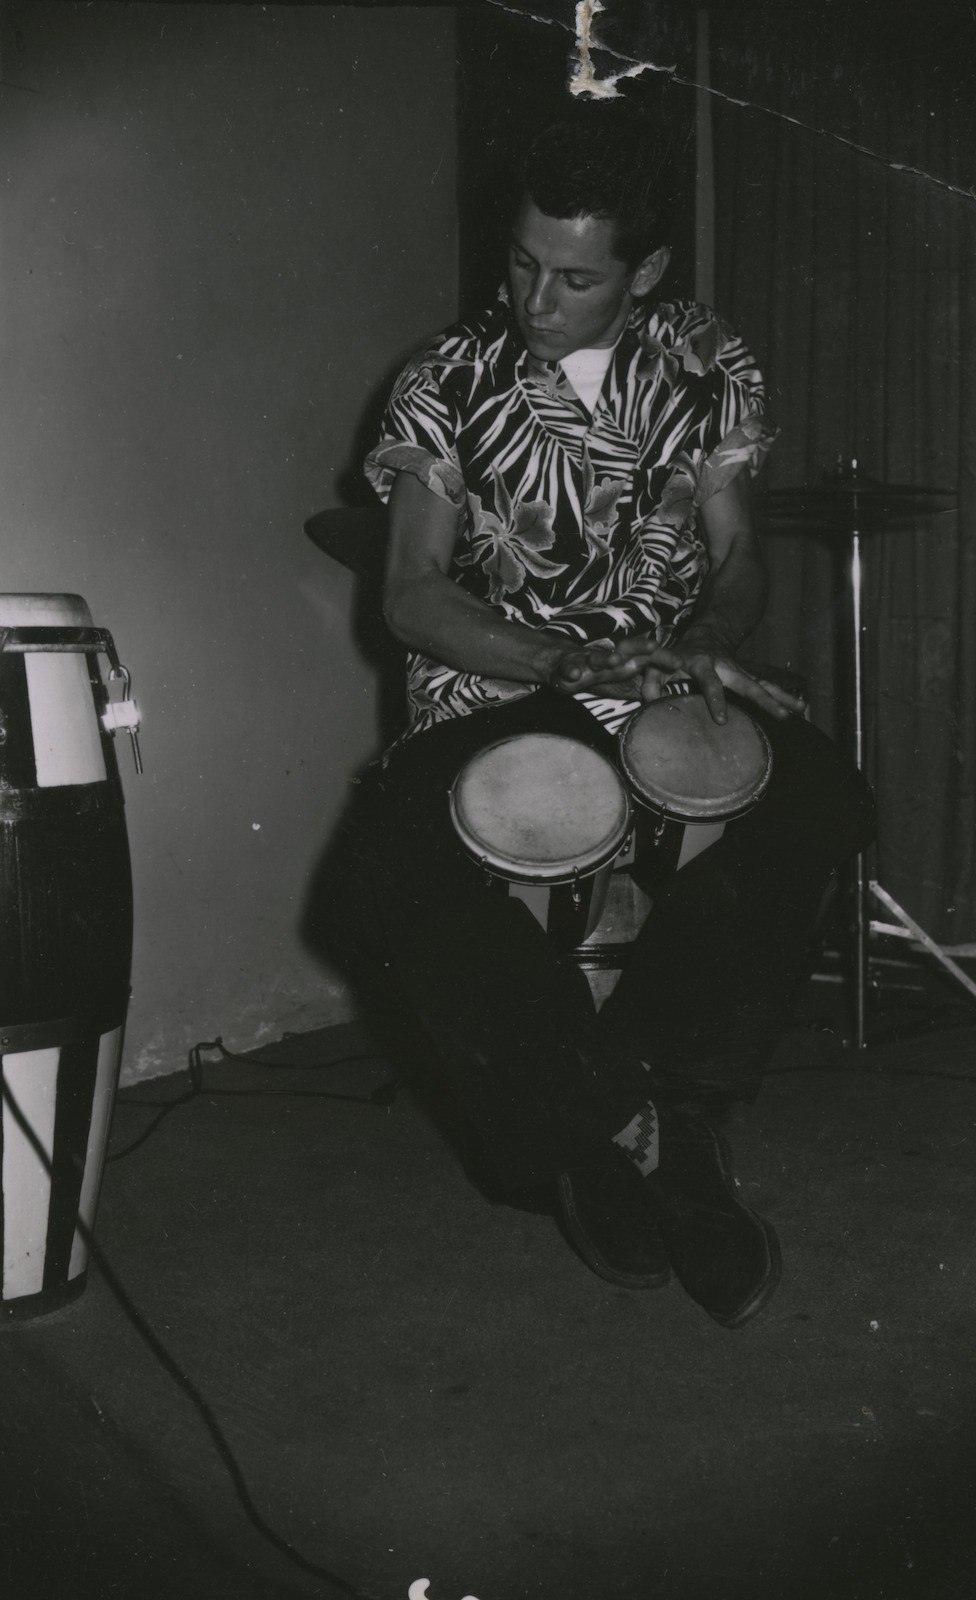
2 991 976 1600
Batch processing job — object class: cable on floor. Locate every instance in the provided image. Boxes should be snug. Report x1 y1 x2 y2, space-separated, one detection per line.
110 1036 400 1163
1 1072 376 1600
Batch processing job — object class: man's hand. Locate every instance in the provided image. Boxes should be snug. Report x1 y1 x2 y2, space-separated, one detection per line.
550 635 682 699
648 626 806 723
550 629 806 725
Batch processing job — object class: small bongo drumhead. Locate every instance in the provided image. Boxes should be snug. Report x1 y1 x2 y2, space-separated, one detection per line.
450 732 631 883
619 696 772 822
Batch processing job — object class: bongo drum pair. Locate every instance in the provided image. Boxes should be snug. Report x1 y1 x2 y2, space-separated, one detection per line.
449 695 772 953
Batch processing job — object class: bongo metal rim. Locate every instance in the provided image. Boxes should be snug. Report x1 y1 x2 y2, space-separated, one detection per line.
618 699 773 823
450 731 633 884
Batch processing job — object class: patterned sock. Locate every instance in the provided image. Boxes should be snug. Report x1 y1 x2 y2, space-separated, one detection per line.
612 1097 659 1177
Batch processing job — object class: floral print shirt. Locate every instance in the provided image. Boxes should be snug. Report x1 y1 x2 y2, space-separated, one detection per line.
364 292 775 739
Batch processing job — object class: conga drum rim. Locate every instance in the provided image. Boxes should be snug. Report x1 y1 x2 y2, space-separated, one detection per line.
450 732 632 884
0 593 94 628
619 696 772 822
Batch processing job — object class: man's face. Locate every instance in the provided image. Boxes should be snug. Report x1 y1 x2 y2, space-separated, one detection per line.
508 197 650 361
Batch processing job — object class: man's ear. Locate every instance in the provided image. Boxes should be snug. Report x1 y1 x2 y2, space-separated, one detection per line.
628 246 671 298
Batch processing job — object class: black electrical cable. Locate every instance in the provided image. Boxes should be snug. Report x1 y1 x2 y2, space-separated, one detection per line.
110 1037 400 1163
0 1072 375 1600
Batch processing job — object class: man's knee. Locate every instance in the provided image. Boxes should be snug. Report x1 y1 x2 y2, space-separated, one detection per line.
752 712 876 863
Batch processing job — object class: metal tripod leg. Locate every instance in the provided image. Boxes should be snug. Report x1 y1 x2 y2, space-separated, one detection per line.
854 852 869 1049
869 880 976 1001
849 523 871 1048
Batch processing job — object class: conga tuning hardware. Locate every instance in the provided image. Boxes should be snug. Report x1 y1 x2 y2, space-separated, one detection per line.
0 620 143 777
104 663 143 776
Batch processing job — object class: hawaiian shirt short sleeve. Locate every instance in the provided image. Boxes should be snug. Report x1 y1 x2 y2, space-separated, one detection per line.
636 301 776 516
364 334 471 510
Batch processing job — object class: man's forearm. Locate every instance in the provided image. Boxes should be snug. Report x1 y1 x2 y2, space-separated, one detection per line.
385 567 568 686
678 539 769 654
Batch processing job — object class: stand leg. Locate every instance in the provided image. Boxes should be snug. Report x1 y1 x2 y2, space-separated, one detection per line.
854 853 869 1049
869 881 976 1004
850 526 869 1049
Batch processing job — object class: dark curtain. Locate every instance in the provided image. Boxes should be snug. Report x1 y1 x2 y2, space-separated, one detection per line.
711 6 976 944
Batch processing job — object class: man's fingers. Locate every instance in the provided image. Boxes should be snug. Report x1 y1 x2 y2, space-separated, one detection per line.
553 645 627 690
719 666 804 720
757 677 807 712
553 656 585 685
555 641 810 720
698 673 729 724
639 666 667 702
615 638 686 674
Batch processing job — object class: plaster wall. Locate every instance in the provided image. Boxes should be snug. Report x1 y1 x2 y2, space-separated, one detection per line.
0 3 458 1078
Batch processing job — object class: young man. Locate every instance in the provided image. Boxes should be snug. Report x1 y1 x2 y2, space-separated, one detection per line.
320 108 873 1328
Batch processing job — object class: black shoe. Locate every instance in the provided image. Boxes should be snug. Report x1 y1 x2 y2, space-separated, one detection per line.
557 1161 671 1290
649 1107 781 1329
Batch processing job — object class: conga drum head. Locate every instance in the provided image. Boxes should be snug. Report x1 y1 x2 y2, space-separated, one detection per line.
450 732 631 884
619 696 772 823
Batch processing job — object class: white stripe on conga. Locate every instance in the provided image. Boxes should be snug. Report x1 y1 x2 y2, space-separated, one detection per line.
676 818 726 871
25 651 106 788
2 1047 59 1300
68 1025 123 1280
507 882 552 930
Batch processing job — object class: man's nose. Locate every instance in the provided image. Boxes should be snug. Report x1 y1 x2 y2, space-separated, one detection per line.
525 271 557 317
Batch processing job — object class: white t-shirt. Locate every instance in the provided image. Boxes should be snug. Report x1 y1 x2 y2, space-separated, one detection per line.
558 343 617 411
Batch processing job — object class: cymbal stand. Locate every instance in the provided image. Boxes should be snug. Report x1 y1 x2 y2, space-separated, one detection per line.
845 507 976 1047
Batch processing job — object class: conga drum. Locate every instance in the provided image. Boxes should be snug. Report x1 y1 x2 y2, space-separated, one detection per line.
0 594 136 1318
449 732 632 950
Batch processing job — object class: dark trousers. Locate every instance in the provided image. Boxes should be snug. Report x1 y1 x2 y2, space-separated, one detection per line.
307 690 875 1195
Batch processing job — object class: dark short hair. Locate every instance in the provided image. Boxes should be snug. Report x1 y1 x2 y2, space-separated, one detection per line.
521 104 676 270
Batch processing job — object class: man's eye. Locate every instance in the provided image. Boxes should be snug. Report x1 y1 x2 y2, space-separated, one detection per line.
565 278 591 292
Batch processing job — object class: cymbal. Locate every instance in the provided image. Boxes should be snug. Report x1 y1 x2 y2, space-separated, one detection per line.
761 477 956 533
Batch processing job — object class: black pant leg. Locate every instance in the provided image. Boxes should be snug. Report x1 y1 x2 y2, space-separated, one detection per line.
599 711 875 1103
319 692 657 1194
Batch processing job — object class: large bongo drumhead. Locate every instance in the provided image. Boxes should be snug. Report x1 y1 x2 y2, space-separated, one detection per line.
619 696 772 822
450 733 631 884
